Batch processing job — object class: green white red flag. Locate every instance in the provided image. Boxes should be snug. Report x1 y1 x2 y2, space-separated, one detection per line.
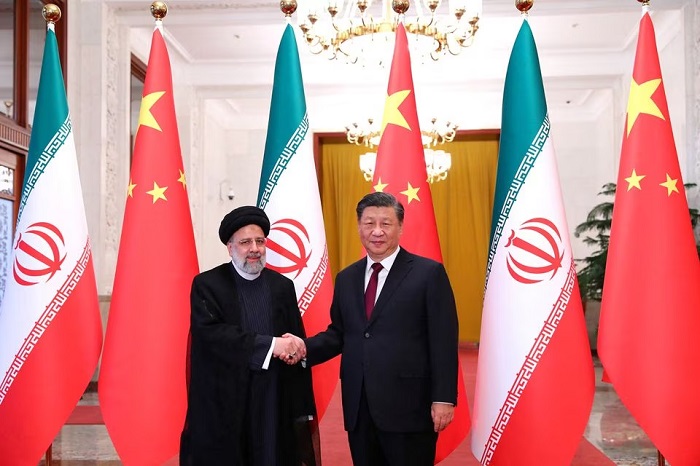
471 18 594 465
0 24 102 465
257 23 338 419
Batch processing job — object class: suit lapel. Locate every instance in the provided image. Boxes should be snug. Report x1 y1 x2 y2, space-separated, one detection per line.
369 249 413 323
349 259 368 321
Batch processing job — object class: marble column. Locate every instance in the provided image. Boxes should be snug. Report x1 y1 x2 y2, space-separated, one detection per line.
687 0 700 218
68 3 131 326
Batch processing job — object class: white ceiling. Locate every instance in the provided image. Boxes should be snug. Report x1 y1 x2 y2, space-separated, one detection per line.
105 0 689 130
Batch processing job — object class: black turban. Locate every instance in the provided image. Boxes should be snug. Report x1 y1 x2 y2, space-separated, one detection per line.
218 206 270 244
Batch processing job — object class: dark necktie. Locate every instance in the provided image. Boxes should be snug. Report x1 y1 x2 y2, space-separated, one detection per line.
364 262 383 319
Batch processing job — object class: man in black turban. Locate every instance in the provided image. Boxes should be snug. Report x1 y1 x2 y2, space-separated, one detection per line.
218 205 271 245
180 206 321 466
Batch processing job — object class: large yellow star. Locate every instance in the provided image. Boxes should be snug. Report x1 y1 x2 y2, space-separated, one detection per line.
146 182 168 204
660 174 679 196
127 179 137 198
380 90 411 134
626 78 664 137
400 182 420 204
624 169 645 191
137 91 166 134
373 178 388 192
178 169 187 189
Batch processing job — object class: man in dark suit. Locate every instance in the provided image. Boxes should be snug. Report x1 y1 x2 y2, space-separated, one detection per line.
304 192 459 466
180 206 320 466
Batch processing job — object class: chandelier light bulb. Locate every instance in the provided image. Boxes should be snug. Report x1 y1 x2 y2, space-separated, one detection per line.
348 116 457 183
294 0 481 65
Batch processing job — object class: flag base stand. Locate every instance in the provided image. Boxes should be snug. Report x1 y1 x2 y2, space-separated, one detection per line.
44 445 53 466
45 405 104 464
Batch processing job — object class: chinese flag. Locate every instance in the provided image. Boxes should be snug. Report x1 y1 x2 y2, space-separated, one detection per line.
597 12 700 466
99 26 199 464
373 24 470 463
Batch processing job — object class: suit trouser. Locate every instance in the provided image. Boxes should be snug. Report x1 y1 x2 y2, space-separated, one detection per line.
347 386 438 466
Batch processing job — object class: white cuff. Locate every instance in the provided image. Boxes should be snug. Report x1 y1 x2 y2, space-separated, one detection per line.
262 337 275 370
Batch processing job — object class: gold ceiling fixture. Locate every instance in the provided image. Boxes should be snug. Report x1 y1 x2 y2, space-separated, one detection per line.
285 0 482 65
346 117 457 183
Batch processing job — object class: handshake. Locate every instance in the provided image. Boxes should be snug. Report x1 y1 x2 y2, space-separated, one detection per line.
273 333 307 366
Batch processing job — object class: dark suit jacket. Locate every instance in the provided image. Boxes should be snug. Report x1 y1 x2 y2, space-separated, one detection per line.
306 248 458 433
180 263 318 465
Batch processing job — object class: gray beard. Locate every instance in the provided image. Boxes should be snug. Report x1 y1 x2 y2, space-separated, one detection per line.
234 255 266 274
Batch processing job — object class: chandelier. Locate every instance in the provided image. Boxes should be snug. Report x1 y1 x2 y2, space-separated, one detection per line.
289 0 482 65
346 117 457 183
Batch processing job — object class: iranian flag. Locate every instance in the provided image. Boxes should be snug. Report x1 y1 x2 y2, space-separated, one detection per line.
0 24 102 464
257 23 338 418
471 19 594 465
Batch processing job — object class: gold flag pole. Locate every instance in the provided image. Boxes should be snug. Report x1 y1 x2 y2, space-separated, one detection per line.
42 5 62 463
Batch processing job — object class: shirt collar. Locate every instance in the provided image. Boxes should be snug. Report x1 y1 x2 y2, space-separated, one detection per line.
366 246 401 274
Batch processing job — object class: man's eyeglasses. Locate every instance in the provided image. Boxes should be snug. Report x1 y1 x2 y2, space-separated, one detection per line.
236 238 266 247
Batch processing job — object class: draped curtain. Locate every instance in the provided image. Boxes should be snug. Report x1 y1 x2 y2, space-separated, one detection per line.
318 133 498 342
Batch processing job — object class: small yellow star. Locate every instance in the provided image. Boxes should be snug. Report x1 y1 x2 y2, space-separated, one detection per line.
400 182 420 204
380 90 411 135
178 169 187 189
127 179 137 198
137 91 166 134
624 169 645 191
146 182 168 204
660 174 679 196
373 178 388 192
626 78 664 137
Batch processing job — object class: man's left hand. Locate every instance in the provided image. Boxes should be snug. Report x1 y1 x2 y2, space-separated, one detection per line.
431 403 454 432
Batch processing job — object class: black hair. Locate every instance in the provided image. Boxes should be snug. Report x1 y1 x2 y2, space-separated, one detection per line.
355 192 405 223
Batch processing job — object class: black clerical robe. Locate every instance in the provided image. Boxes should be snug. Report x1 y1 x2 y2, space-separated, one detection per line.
180 263 319 465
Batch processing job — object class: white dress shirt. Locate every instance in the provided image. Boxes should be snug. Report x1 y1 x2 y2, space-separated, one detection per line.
363 246 401 305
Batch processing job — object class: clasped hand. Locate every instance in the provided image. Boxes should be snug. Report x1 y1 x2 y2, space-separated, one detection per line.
273 333 306 365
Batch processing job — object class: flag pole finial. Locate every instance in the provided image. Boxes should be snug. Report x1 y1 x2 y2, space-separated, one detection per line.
42 3 61 25
516 0 533 14
637 0 650 14
392 0 410 15
393 0 410 24
280 0 298 17
151 1 168 21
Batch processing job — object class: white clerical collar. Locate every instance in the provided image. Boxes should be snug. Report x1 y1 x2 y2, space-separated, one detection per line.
231 260 262 281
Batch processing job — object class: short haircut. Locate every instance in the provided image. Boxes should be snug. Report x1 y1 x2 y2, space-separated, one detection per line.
356 192 405 223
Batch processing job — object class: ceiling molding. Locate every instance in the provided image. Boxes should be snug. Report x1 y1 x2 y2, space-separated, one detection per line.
103 0 693 131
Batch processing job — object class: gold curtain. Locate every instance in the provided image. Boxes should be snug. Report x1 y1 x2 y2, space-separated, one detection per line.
319 134 499 342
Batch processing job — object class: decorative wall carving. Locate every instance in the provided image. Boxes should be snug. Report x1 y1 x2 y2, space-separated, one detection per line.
189 97 202 246
0 120 30 151
692 0 700 193
114 1 277 11
103 6 124 293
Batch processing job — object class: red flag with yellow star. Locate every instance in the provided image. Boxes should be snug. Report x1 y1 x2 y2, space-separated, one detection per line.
597 12 700 465
99 26 199 464
373 24 470 463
